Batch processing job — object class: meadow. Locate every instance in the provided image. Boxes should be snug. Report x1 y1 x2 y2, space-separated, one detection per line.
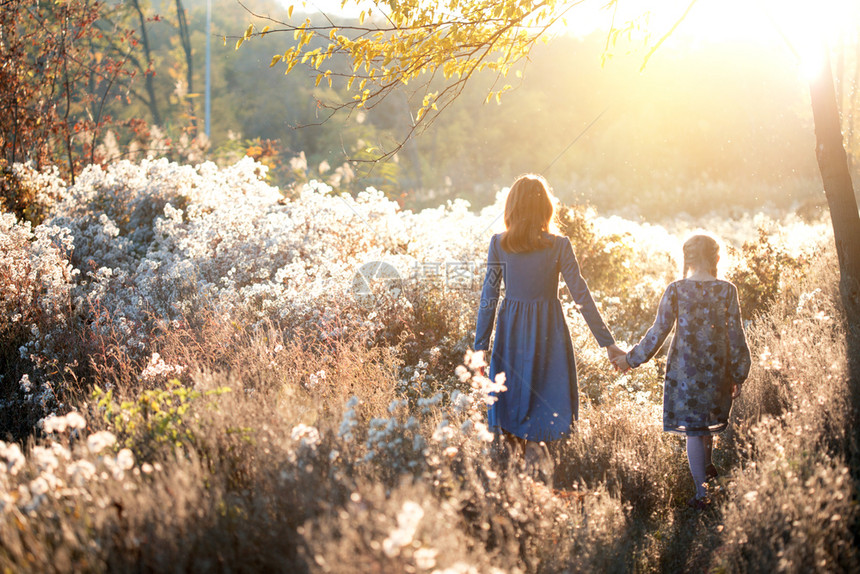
0 157 857 572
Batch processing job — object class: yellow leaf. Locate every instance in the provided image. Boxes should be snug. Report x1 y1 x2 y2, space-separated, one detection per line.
359 11 365 25
315 74 322 87
288 5 294 18
270 54 282 67
347 76 355 90
236 37 244 50
261 25 270 37
245 24 254 39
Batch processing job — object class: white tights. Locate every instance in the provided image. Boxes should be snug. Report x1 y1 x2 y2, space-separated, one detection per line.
686 436 711 499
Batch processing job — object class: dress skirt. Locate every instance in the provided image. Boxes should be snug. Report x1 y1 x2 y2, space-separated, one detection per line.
487 297 579 442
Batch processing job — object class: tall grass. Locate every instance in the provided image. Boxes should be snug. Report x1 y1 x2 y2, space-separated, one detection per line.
1 240 855 573
0 160 856 572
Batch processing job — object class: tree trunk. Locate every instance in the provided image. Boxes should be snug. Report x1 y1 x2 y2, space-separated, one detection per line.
131 0 162 127
175 0 195 127
809 51 860 328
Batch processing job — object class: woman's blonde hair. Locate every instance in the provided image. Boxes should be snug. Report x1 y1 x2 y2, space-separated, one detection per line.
500 174 556 253
683 233 721 278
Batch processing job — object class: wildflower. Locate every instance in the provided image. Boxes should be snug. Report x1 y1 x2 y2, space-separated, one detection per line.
308 369 326 388
67 460 97 486
40 411 87 434
141 352 185 382
464 349 486 371
454 365 470 383
0 441 26 475
87 431 117 454
415 547 439 570
116 448 135 470
382 501 424 557
291 424 321 449
473 421 495 443
31 446 59 472
29 476 49 497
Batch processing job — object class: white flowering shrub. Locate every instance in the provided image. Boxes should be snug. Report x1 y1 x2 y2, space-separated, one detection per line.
0 212 78 435
0 213 77 349
0 156 850 572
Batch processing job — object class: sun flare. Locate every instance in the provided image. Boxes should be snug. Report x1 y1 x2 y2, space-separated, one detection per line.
566 0 860 82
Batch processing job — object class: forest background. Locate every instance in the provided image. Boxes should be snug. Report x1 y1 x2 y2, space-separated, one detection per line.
6 0 860 219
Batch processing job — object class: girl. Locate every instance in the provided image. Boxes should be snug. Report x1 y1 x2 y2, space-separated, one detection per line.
614 234 751 509
473 174 625 467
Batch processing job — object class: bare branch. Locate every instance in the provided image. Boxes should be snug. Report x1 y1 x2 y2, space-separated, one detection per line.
640 0 699 71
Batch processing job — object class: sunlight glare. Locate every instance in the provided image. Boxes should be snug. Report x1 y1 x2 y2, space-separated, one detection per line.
561 0 860 82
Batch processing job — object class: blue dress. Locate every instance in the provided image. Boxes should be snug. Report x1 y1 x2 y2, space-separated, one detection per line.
474 231 615 442
626 279 751 436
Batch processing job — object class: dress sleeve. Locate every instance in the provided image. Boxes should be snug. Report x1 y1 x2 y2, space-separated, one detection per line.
559 236 615 348
473 235 503 351
627 282 676 368
727 283 752 385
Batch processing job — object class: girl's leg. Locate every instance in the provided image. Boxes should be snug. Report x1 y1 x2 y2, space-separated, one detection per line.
686 436 709 499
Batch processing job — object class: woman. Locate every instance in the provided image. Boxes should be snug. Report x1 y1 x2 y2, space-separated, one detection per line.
474 174 625 465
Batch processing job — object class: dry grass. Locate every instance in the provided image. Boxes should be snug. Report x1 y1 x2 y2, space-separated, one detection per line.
1 244 857 573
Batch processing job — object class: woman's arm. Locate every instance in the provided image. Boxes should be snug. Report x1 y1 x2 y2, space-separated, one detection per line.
626 283 677 368
474 235 503 351
559 236 615 348
727 283 752 386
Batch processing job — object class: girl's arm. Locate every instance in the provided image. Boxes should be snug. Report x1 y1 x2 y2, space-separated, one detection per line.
559 236 615 348
727 283 752 385
626 283 677 368
474 234 503 351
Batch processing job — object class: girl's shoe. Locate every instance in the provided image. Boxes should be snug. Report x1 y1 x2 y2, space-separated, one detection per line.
687 496 710 511
705 464 719 481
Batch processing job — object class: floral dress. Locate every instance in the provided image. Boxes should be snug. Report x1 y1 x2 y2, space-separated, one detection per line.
626 279 751 436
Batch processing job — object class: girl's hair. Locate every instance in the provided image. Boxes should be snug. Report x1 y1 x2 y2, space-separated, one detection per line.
683 234 720 278
500 174 556 253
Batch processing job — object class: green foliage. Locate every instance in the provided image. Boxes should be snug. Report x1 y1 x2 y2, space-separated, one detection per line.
556 202 672 341
557 202 637 297
727 227 808 319
93 379 231 459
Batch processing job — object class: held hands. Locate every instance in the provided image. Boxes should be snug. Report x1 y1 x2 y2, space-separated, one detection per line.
606 344 631 373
